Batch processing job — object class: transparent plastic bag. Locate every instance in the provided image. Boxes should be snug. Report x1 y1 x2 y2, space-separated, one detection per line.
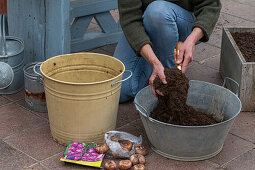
104 131 142 158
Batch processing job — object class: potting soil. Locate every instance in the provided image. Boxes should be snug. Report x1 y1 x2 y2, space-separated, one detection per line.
151 68 220 126
231 32 255 62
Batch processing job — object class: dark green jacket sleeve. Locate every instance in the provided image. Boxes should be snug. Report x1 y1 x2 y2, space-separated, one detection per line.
192 0 221 42
118 0 152 56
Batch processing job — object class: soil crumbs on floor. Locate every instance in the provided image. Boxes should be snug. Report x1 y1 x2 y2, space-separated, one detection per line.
151 68 220 126
231 32 255 62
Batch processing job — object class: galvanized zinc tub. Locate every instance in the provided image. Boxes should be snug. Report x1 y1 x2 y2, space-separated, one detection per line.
134 78 242 161
40 53 131 145
23 62 47 112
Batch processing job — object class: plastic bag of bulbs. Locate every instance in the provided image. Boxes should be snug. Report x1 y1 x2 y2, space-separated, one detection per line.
104 131 143 158
95 131 147 170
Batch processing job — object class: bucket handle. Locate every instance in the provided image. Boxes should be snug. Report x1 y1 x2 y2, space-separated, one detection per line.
111 70 132 86
33 62 44 84
134 101 155 123
222 77 239 95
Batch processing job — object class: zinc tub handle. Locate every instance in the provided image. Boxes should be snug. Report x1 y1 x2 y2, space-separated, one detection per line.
111 70 132 86
134 101 155 123
0 14 7 59
222 77 239 95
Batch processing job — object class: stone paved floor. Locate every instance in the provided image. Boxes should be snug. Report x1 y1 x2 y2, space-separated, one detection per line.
1 0 255 169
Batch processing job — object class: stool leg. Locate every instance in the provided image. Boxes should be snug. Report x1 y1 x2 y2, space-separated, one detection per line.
45 0 71 59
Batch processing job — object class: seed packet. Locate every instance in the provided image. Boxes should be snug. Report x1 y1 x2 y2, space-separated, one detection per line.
60 142 104 168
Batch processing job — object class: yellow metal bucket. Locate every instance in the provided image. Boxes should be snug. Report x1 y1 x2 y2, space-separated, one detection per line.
40 53 130 145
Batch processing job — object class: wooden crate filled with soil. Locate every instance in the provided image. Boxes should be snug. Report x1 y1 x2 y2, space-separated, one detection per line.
220 27 255 111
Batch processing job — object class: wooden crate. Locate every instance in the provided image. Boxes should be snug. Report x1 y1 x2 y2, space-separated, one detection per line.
220 27 255 111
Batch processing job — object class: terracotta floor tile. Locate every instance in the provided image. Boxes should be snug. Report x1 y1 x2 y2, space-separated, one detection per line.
206 29 222 48
15 98 49 120
110 9 119 22
116 101 140 128
185 62 223 86
0 104 47 139
222 1 255 22
224 149 255 170
216 12 255 28
194 43 221 63
87 47 113 56
0 140 37 170
28 163 50 170
100 44 117 56
4 124 65 161
146 152 219 170
87 47 108 54
235 0 255 7
0 96 12 106
3 89 25 101
41 152 98 170
32 111 49 121
14 97 29 108
201 53 221 70
208 134 255 165
230 112 255 143
193 44 221 70
86 22 101 33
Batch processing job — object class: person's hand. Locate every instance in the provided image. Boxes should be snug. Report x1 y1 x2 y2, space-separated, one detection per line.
149 62 167 97
140 44 167 97
175 40 195 73
175 27 204 73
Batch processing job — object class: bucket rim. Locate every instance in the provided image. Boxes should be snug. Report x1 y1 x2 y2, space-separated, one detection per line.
134 80 242 128
23 62 42 78
3 36 24 57
40 52 125 85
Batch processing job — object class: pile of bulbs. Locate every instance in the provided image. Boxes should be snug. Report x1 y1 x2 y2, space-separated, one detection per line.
94 136 147 170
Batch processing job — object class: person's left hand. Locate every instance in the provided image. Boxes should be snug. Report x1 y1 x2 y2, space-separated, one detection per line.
175 39 195 73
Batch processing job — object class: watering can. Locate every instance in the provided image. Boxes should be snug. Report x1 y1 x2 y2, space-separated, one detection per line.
0 14 24 94
0 14 13 89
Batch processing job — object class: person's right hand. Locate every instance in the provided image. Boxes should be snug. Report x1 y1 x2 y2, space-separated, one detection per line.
140 44 167 97
149 62 167 97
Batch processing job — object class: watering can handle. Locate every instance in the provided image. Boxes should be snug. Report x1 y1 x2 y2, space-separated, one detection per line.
112 70 132 86
33 62 44 84
222 77 239 95
0 14 7 59
134 101 155 123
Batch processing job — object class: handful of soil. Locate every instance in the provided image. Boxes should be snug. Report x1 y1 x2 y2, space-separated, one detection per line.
151 68 220 126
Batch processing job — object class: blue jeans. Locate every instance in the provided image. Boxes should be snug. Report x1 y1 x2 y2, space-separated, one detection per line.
114 1 196 103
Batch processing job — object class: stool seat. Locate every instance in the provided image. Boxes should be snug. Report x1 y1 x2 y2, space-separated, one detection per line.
70 0 118 18
70 0 122 53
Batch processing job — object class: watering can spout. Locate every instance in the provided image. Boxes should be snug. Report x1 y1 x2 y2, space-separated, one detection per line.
0 14 7 57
